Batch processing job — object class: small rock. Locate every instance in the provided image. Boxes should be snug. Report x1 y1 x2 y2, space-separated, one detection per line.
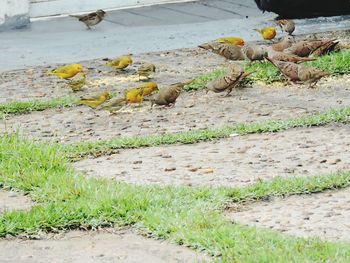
328 159 341 165
133 160 142 164
189 167 199 172
200 168 214 174
164 167 176 172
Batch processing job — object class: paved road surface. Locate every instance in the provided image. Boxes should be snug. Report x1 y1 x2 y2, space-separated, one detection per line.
0 0 349 71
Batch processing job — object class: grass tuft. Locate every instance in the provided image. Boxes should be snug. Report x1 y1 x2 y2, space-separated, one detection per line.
0 97 78 115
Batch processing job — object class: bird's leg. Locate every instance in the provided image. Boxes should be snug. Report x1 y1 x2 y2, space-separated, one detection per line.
224 89 232 97
166 103 175 108
308 81 317 89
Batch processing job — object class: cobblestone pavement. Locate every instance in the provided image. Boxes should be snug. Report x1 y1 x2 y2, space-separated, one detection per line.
74 125 350 187
226 187 350 242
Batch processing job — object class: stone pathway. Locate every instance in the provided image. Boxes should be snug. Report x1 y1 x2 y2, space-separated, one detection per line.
226 187 350 242
3 79 348 143
74 125 350 187
0 190 33 213
0 229 209 263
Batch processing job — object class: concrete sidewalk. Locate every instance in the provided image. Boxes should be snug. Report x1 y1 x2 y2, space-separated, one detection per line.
1 0 350 72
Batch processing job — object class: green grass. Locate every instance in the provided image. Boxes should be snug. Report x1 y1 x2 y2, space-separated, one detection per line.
0 96 78 115
1 133 350 262
186 50 350 90
63 106 350 160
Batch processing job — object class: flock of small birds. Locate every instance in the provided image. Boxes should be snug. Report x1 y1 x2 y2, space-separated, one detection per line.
48 10 343 113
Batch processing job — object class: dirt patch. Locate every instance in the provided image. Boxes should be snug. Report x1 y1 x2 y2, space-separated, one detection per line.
0 190 33 214
226 187 350 242
74 124 350 187
0 229 209 263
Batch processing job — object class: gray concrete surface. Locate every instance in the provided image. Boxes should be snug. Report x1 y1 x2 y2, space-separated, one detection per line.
1 0 350 71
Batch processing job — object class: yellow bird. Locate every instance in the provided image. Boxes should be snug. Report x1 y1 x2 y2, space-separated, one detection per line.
48 64 83 79
138 82 158 96
79 91 111 108
137 63 156 79
106 55 132 70
99 97 125 112
216 37 245 46
124 87 144 104
253 27 276 41
67 73 86 92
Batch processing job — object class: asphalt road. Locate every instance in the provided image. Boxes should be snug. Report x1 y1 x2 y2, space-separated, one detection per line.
0 0 350 71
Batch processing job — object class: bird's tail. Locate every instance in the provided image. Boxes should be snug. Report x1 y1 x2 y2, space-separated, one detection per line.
69 14 83 19
253 29 262 34
198 43 212 50
298 57 317 62
265 56 277 66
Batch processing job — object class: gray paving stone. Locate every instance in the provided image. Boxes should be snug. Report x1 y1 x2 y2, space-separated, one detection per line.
0 190 33 214
226 188 350 242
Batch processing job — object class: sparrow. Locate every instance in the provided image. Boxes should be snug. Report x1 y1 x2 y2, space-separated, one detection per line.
70 9 106 29
275 19 295 35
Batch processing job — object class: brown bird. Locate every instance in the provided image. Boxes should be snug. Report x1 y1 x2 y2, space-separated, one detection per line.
198 42 245 60
310 40 339 57
271 35 295 52
275 19 295 35
70 9 106 29
267 47 316 63
241 44 268 61
206 64 252 96
151 80 192 106
266 57 329 87
285 39 337 57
